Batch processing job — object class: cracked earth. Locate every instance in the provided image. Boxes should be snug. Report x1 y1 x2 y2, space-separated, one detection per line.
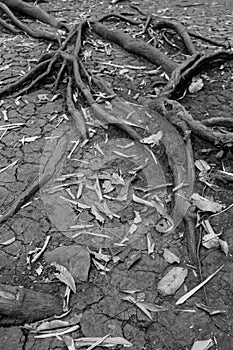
1 0 233 349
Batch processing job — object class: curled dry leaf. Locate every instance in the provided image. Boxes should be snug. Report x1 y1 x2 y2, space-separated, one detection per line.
157 267 188 296
52 262 76 293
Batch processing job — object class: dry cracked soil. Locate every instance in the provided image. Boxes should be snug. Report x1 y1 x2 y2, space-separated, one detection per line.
1 0 233 349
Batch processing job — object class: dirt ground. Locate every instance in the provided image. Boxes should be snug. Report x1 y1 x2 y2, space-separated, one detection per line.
1 0 233 349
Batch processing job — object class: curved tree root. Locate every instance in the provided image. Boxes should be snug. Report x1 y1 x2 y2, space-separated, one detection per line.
0 16 20 33
91 21 177 75
1 0 69 30
0 132 68 225
153 20 197 55
0 2 60 42
66 75 88 139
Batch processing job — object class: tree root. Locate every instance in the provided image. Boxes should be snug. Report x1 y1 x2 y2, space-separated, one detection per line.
1 0 69 30
0 132 68 225
152 20 197 55
66 75 88 139
91 21 177 75
0 2 60 42
184 205 198 265
0 16 20 33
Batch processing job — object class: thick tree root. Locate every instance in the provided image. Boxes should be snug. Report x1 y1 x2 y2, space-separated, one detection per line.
1 0 69 30
0 2 60 42
91 21 177 75
0 283 62 325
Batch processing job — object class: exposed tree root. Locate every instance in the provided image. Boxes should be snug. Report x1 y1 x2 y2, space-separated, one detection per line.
1 3 233 231
91 21 177 75
0 132 68 225
152 20 197 55
1 0 69 30
184 205 198 265
0 1 60 42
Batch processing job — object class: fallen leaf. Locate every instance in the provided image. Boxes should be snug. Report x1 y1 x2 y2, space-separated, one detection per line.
176 265 224 305
191 193 225 213
35 324 79 338
140 131 163 147
157 267 188 296
52 262 76 293
74 337 132 348
191 339 214 350
0 237 16 246
195 160 210 173
195 302 227 316
63 335 76 350
45 245 90 282
126 252 141 269
36 320 69 332
163 248 180 264
188 78 204 94
219 239 229 256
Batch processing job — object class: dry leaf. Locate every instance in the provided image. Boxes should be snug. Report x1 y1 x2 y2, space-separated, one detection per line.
195 160 210 173
63 335 76 350
191 339 214 350
0 237 16 246
195 302 227 316
157 267 188 296
176 265 224 305
219 239 229 255
188 78 204 93
45 245 90 282
126 252 141 269
140 131 163 147
52 262 76 293
36 320 69 332
163 248 180 264
35 324 79 338
191 193 225 213
74 336 132 348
